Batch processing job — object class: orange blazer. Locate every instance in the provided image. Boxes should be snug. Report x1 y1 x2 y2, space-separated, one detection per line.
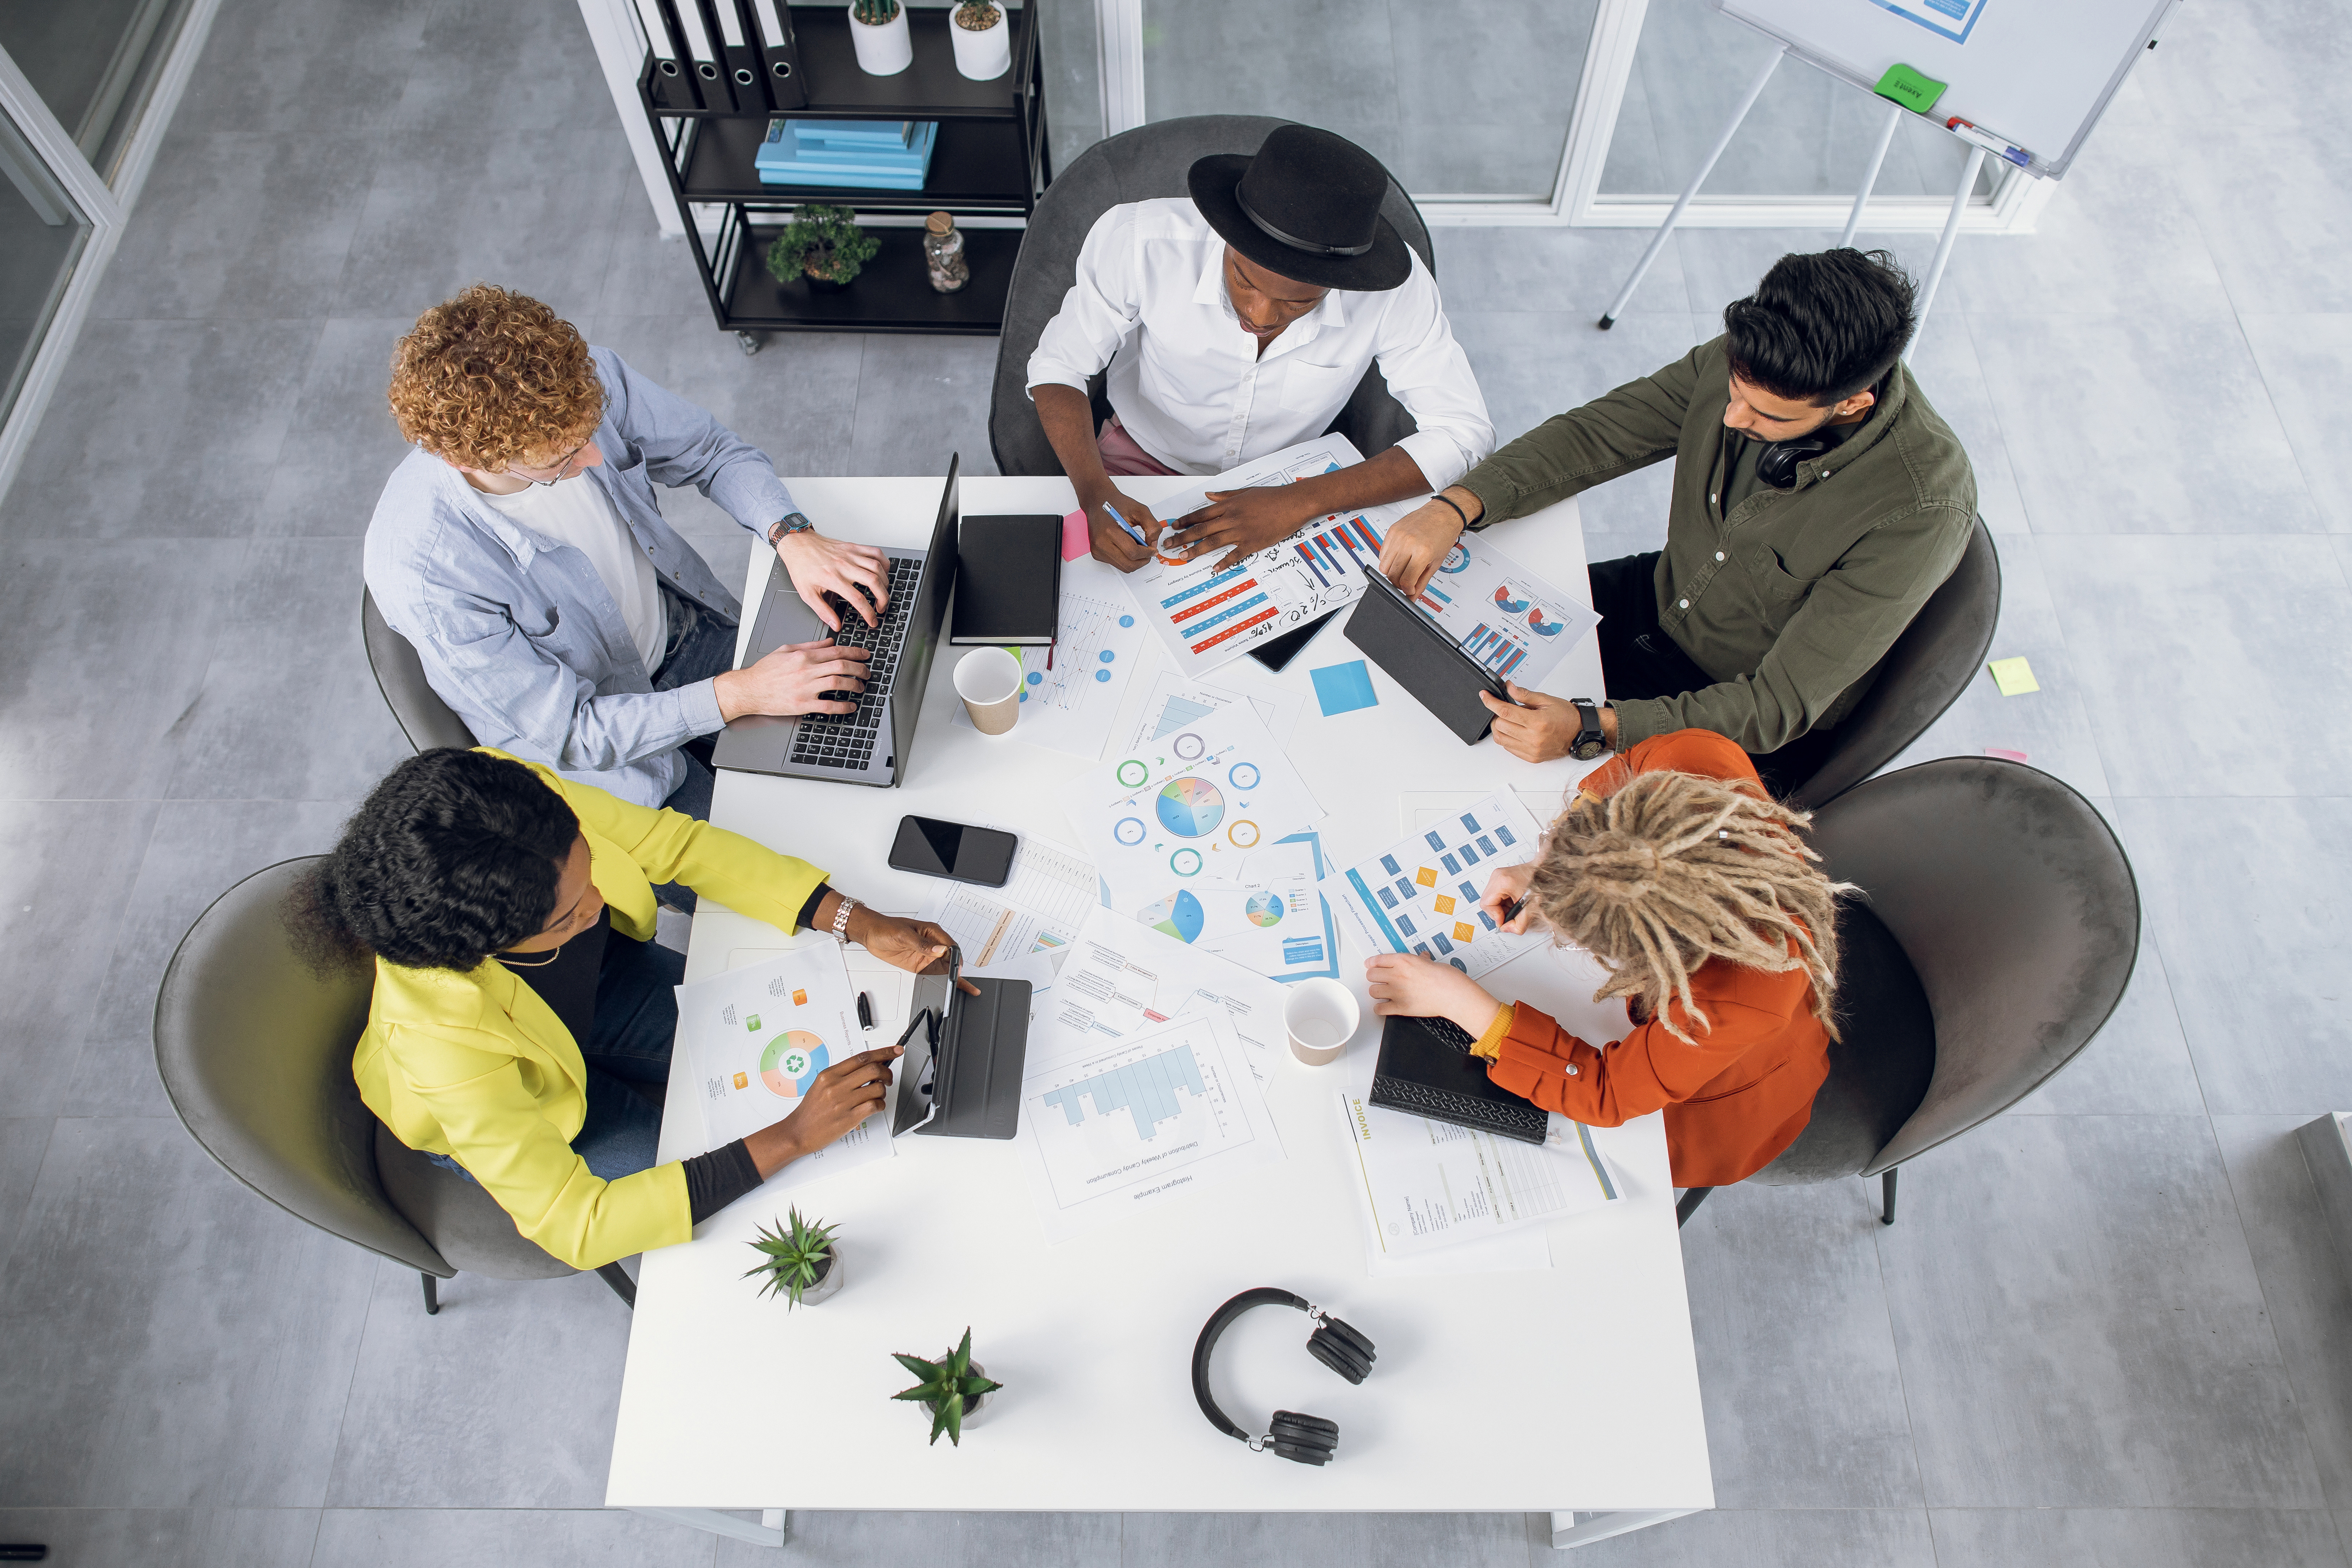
1484 730 1830 1188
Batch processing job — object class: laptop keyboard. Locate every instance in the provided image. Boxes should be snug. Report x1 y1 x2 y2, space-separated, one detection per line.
789 555 921 771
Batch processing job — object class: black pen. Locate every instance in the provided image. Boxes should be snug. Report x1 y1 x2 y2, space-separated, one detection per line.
1500 896 1526 928
856 991 874 1030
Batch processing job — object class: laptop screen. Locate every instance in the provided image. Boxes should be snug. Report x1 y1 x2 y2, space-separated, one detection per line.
886 454 961 779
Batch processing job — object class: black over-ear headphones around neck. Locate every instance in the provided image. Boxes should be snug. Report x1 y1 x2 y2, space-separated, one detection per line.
1191 1287 1377 1466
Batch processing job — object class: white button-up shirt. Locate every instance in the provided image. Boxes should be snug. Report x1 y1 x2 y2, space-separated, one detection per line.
1026 198 1493 488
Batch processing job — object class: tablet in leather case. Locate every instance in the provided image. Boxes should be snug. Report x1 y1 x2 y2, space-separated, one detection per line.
1368 1013 1549 1144
1343 569 1508 745
890 962 1031 1140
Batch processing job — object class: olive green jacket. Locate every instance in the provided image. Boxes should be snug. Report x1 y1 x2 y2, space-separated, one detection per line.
1458 335 1977 753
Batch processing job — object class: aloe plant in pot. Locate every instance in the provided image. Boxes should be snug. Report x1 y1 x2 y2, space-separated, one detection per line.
742 1207 843 1307
891 1328 1002 1446
766 205 881 293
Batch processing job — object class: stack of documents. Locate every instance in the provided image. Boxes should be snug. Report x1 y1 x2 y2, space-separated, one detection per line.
757 118 939 189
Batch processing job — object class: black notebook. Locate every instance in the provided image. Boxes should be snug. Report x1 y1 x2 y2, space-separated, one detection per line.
1343 569 1508 745
950 513 1061 645
1368 1014 1549 1144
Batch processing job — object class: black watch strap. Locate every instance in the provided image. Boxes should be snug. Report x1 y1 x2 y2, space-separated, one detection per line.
1569 698 1607 761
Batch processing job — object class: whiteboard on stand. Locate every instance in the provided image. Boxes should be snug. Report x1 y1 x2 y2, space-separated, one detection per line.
1714 0 2180 177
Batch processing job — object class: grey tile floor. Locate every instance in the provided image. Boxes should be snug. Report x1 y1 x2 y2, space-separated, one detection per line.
1 0 2348 1563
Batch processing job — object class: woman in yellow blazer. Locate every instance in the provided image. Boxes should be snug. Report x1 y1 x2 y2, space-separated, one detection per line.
289 747 960 1270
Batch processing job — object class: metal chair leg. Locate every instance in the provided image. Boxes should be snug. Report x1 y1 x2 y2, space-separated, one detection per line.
421 1272 439 1315
1675 1187 1714 1228
1880 1167 1899 1226
596 1261 638 1308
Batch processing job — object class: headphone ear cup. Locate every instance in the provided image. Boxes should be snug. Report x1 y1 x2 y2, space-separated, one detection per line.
1307 1318 1376 1384
1267 1410 1338 1465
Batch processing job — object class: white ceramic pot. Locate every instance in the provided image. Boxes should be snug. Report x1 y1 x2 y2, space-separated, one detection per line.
849 4 913 75
949 5 1011 80
794 1250 844 1306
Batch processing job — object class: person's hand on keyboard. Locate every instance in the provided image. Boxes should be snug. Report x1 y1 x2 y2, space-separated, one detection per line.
1479 863 1537 934
1364 952 1506 1044
712 639 871 720
776 527 890 630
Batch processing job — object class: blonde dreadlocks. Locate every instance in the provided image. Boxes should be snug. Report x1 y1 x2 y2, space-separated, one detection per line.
1527 771 1850 1045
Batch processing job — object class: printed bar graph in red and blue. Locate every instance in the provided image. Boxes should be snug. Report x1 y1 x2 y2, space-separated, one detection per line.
1461 622 1529 678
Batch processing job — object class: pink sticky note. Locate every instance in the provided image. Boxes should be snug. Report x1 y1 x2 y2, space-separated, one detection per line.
1061 508 1090 562
1984 747 2030 763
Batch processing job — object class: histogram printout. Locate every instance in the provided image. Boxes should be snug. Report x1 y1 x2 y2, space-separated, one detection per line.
1014 1011 1282 1240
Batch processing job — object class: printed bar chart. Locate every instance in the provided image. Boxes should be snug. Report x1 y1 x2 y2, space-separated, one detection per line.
1040 1041 1208 1141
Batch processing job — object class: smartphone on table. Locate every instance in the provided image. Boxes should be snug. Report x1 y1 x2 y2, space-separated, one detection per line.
888 815 1017 888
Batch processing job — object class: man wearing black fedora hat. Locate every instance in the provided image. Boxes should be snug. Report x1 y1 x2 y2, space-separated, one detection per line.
1028 123 1491 573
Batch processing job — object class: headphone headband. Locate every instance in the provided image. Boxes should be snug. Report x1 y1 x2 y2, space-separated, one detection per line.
1191 1287 1375 1465
1191 1287 1308 1444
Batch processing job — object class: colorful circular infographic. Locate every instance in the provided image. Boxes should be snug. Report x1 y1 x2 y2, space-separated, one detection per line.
1440 542 1471 574
1244 890 1284 927
759 1032 829 1098
1156 777 1225 837
1228 762 1261 790
1171 732 1205 761
1113 816 1147 846
1170 848 1204 877
1226 819 1261 848
1115 759 1149 788
1139 890 1206 943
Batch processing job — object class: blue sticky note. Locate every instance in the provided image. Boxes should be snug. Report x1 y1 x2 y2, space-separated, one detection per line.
1310 659 1379 717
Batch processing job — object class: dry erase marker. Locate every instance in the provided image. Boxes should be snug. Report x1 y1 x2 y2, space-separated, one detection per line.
1945 117 2031 168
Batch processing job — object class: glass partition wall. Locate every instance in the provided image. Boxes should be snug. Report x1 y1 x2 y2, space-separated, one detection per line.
0 0 208 499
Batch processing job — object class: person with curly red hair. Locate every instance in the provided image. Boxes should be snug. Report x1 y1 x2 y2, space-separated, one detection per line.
365 285 884 876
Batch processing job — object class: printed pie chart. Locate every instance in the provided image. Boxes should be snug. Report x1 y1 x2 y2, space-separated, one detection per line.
1155 776 1225 837
759 1031 830 1098
1138 890 1206 944
1244 890 1284 927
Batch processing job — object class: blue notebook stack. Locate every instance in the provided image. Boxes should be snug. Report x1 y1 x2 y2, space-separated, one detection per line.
756 119 938 190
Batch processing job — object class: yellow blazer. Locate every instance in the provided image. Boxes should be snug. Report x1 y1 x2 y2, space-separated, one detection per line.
353 751 826 1269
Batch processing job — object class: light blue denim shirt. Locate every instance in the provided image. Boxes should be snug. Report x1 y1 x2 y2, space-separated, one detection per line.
363 346 794 807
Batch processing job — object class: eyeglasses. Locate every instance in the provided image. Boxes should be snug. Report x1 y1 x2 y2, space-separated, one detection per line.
504 433 597 487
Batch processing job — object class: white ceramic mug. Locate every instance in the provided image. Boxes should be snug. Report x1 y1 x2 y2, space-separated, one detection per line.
1284 978 1360 1067
954 647 1023 736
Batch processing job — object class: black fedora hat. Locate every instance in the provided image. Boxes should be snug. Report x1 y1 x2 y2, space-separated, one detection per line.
1187 124 1412 293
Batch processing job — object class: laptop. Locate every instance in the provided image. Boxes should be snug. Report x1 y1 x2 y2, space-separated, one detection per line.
1343 566 1511 746
1368 1013 1549 1145
888 948 1031 1140
711 455 961 787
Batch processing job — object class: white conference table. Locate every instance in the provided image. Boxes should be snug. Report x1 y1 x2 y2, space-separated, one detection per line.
606 476 1712 1553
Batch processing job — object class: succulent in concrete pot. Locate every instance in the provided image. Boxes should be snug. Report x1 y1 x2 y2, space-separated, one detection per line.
891 1327 1002 1445
743 1207 842 1308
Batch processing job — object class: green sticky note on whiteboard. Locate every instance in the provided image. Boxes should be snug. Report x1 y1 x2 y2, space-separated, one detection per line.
1875 63 1947 115
1988 657 2040 696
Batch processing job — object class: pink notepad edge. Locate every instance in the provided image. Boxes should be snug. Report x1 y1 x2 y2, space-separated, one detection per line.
1061 508 1089 561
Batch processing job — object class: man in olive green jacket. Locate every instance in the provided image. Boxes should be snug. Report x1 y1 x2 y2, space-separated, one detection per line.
1379 249 1977 790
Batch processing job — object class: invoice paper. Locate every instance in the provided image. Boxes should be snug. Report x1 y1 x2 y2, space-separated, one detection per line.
673 944 895 1193
1125 435 1419 676
948 553 1150 759
1325 791 1547 981
1058 701 1324 907
1337 1091 1619 1257
1016 1011 1283 1242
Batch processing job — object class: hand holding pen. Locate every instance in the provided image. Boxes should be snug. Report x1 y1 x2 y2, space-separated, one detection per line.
1082 489 1154 574
1478 863 1537 935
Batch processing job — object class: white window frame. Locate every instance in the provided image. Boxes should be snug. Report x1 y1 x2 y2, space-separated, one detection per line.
0 0 228 503
1090 0 2054 232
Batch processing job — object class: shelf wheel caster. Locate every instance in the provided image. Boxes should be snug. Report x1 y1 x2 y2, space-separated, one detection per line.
735 331 766 356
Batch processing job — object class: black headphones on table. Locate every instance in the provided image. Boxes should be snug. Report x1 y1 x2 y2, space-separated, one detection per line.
1191 1287 1377 1466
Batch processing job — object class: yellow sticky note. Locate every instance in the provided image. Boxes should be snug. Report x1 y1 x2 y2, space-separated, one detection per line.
732 1071 748 1090
1416 867 1438 887
792 988 808 1006
1453 922 1476 943
1433 895 1457 915
1988 657 2040 696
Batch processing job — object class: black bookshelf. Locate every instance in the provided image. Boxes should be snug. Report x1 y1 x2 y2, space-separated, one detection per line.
636 3 1049 345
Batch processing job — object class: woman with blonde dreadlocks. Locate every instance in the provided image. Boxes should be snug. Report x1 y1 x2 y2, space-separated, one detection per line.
1362 729 1848 1188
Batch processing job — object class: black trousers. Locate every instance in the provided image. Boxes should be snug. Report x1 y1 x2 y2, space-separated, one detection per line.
1587 552 1842 801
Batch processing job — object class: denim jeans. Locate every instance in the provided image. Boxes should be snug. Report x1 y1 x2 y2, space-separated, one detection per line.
426 935 685 1187
650 585 740 907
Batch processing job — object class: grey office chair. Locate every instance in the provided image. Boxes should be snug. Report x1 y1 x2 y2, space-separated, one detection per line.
988 115 1433 478
153 857 637 1314
363 588 477 753
1677 757 2138 1228
1782 517 2001 810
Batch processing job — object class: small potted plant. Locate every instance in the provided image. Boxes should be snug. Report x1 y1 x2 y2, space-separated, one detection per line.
766 205 882 293
742 1207 843 1308
848 0 912 75
891 1328 1002 1446
949 0 1010 80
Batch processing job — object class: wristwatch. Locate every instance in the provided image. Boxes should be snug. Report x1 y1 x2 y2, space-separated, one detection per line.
830 893 860 946
1567 699 1609 762
766 512 815 547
